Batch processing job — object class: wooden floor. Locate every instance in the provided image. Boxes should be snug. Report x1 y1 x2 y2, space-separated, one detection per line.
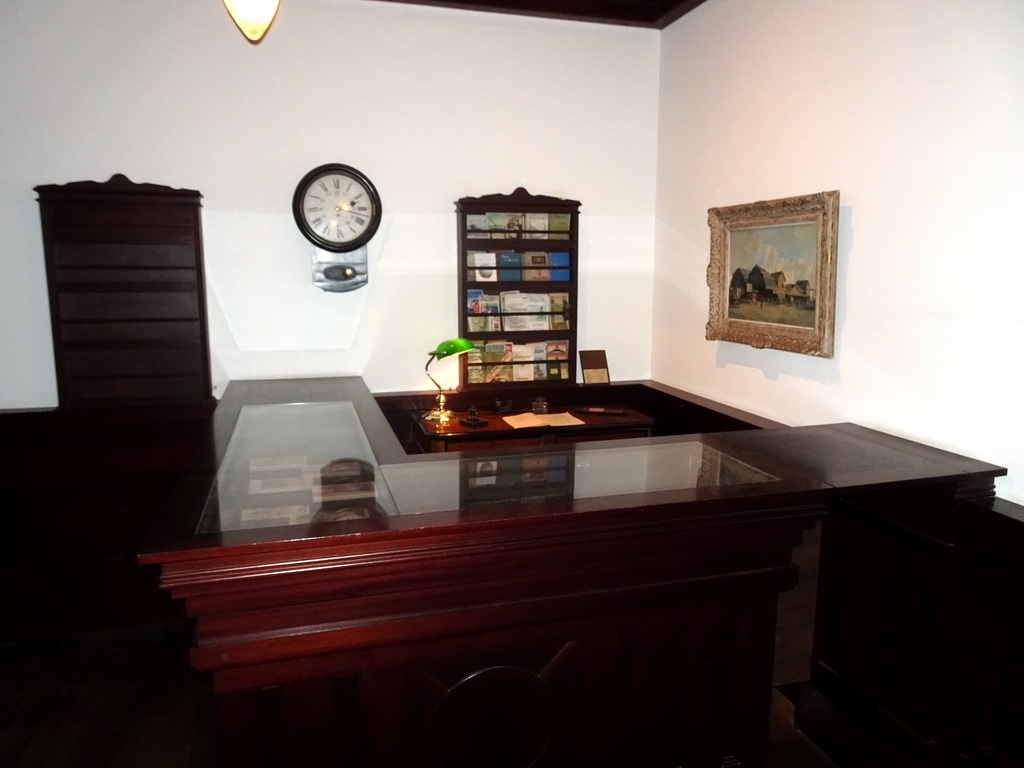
0 623 213 768
767 688 838 768
0 621 836 768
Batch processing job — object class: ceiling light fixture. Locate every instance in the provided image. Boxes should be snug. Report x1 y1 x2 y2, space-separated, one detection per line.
223 0 279 43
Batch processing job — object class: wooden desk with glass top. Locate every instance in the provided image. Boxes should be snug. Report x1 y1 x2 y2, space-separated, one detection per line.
140 377 1005 768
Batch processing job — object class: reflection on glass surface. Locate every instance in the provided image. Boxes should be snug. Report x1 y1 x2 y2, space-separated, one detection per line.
196 402 398 533
572 441 776 498
197 403 780 534
381 441 778 515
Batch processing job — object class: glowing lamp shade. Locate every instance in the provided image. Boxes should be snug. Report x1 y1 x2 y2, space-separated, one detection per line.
423 337 475 423
223 0 280 42
431 337 476 361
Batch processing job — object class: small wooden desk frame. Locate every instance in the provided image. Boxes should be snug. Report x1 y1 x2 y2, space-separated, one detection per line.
417 403 653 452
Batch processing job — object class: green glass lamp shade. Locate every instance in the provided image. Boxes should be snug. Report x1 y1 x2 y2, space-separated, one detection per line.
430 337 475 361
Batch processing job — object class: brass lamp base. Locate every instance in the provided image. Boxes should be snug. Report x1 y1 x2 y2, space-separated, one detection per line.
423 388 453 423
423 408 454 423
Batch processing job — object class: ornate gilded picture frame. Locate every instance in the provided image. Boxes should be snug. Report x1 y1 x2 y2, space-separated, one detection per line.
706 190 839 358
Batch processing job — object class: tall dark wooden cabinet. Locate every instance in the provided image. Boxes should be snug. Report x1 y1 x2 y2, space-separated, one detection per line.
0 176 216 638
456 188 580 389
35 174 214 409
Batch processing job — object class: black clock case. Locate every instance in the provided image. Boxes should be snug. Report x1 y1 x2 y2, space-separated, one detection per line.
291 163 382 253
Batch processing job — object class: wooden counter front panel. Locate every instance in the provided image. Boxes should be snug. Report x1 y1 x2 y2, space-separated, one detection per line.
164 510 819 768
214 592 781 768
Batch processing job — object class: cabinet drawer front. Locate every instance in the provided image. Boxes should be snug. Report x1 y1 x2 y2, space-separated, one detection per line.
60 320 203 342
59 292 200 320
54 242 198 268
63 347 206 378
55 267 199 286
48 200 196 228
62 375 209 404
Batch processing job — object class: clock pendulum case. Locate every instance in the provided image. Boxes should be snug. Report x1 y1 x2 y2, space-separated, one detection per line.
292 163 382 292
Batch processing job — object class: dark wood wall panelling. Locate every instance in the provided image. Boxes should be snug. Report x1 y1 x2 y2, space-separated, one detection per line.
0 409 214 638
797 493 1024 767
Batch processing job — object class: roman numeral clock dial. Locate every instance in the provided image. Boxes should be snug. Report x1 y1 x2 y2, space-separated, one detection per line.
292 163 382 253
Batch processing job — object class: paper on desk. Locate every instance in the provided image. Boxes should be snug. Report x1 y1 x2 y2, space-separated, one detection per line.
502 412 585 429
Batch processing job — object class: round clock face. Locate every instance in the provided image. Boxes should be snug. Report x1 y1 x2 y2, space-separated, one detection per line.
292 164 381 252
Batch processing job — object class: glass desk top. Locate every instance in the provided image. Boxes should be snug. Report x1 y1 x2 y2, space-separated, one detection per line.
197 402 780 534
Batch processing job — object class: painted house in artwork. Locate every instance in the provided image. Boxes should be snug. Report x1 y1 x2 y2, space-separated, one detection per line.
787 279 814 309
730 265 785 303
730 265 813 308
729 268 751 302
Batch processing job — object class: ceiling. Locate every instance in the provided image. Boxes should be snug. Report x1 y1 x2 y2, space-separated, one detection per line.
370 0 711 29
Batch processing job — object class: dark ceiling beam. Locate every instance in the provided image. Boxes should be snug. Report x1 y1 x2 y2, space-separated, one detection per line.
651 0 710 29
367 0 711 29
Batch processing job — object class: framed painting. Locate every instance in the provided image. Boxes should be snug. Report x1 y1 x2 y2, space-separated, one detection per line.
706 190 839 358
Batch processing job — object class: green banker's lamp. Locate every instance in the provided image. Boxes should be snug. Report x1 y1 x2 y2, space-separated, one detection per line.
424 337 475 423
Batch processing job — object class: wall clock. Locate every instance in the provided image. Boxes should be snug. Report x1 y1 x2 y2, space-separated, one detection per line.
292 164 381 292
292 163 381 252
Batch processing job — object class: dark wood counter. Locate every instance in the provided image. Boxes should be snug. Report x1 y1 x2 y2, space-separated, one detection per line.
139 377 1007 768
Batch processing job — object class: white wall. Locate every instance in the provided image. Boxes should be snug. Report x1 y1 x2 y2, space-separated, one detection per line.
4 0 1021 505
655 0 1024 504
0 0 658 403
